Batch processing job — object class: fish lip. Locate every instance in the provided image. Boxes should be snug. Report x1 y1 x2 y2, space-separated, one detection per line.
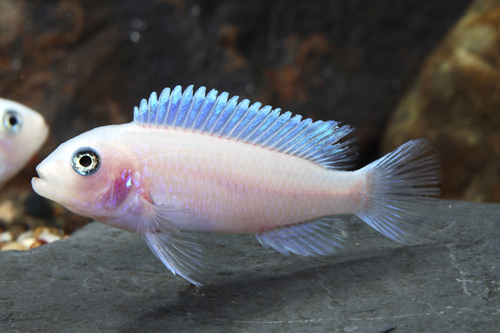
32 166 48 196
31 175 44 194
34 165 46 180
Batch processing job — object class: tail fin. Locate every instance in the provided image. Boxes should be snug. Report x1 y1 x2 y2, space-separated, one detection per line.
356 139 441 244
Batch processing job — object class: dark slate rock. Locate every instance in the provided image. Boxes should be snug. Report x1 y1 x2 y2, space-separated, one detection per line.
1 199 499 332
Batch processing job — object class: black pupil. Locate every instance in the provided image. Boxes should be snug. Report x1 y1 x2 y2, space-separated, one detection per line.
8 117 17 126
79 155 92 167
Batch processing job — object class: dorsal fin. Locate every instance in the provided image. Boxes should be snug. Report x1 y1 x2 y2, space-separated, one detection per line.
133 85 356 169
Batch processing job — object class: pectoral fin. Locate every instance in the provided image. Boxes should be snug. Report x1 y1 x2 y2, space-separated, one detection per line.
138 201 203 286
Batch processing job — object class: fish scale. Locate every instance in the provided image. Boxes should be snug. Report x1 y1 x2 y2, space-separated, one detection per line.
124 128 362 234
32 85 440 286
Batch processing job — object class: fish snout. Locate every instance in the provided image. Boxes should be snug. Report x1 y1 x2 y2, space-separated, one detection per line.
34 164 47 180
31 164 53 197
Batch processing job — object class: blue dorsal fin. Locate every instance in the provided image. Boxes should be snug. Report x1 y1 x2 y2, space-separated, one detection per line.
133 85 356 170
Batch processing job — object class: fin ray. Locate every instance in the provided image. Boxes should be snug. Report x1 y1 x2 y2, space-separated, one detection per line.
173 85 194 127
356 139 441 244
156 88 171 125
137 201 203 286
255 217 347 256
134 86 355 169
181 86 205 128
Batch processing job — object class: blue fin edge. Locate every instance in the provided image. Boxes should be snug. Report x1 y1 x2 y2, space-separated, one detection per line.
356 139 441 244
133 85 356 170
255 217 347 256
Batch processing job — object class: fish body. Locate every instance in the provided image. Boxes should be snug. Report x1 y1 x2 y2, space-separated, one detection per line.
35 124 364 234
0 98 49 187
32 85 440 286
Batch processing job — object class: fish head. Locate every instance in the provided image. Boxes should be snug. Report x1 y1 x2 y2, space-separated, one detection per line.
0 98 49 185
32 126 142 221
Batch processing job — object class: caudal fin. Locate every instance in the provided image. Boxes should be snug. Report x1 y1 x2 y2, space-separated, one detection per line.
356 139 441 244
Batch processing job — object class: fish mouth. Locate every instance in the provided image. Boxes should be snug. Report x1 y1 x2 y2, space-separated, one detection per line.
31 166 50 198
34 165 44 179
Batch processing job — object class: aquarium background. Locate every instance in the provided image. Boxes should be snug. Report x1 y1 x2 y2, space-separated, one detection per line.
1 0 496 225
4 2 500 332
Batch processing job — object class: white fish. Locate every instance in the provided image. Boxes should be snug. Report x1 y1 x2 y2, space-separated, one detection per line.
0 98 49 188
32 85 440 286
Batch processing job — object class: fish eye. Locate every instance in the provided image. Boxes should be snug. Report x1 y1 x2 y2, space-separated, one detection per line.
71 148 101 176
2 110 22 134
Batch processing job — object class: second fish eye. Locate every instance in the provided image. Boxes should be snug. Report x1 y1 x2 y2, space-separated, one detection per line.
71 147 101 176
3 110 22 134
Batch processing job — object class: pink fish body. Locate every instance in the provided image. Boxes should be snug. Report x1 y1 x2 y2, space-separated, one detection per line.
32 85 440 285
0 98 49 188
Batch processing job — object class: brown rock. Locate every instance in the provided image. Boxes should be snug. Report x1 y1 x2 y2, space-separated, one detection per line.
17 230 34 241
1 241 26 251
0 231 12 242
8 223 28 241
35 228 62 243
19 237 36 249
0 200 24 225
0 0 472 218
33 226 62 239
0 0 471 161
30 239 46 249
382 0 500 202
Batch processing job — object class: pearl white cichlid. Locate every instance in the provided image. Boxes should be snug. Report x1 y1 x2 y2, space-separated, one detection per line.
32 85 440 286
0 98 49 188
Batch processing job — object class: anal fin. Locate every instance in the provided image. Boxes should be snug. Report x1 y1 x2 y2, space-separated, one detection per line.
255 217 347 256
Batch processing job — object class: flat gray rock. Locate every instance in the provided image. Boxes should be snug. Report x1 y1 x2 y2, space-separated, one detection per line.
1 200 499 332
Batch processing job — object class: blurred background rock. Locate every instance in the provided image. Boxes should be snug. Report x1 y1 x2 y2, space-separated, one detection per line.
382 0 500 202
1 0 497 232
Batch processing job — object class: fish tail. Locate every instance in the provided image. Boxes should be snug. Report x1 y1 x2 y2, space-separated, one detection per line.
355 139 441 243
